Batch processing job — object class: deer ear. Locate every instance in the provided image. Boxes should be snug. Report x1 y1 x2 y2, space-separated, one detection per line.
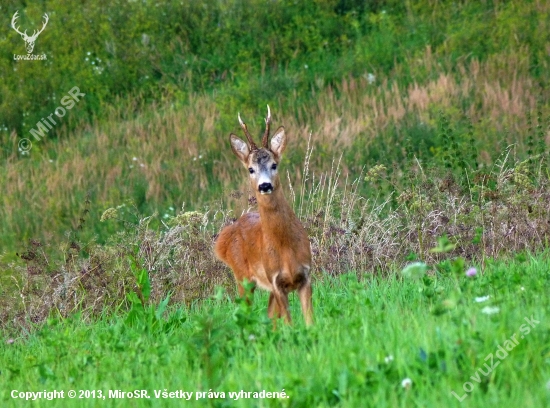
230 133 250 164
270 126 286 158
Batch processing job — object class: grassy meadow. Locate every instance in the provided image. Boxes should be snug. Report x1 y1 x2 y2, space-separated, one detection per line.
1 0 550 406
1 255 549 407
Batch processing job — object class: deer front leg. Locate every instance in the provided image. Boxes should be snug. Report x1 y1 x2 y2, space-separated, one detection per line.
267 292 281 330
272 273 292 324
298 279 314 326
279 292 292 324
267 292 280 318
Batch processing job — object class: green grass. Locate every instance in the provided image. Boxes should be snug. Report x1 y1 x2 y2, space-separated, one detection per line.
2 255 549 407
1 2 549 405
1 0 549 255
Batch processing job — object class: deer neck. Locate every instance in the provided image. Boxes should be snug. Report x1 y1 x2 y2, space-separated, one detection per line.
257 187 296 240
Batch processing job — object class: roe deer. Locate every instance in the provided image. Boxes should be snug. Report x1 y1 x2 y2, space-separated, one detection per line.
215 106 313 326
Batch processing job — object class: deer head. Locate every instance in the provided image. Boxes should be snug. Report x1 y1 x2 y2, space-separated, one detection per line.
229 106 287 195
12 11 49 54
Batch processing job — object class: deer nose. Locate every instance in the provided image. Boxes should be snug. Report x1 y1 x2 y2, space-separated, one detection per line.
258 182 273 195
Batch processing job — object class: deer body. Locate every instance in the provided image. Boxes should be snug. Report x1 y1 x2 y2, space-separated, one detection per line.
215 107 313 325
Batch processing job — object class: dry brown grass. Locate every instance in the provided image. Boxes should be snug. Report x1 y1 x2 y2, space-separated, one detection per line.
1 46 549 330
2 140 548 331
2 49 545 245
298 48 541 150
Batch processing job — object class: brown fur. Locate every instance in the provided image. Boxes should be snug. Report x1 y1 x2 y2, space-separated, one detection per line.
215 109 313 326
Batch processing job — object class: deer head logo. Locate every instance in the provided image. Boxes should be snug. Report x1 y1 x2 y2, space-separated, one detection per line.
11 11 49 54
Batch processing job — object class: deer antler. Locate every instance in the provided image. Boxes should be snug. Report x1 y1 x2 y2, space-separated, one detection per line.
11 11 27 37
29 13 49 40
262 105 271 148
238 113 258 150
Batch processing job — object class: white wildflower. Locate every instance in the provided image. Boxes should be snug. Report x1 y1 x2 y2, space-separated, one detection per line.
401 378 412 389
481 306 500 315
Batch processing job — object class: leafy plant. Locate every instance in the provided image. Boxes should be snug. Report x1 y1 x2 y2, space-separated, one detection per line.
125 250 170 330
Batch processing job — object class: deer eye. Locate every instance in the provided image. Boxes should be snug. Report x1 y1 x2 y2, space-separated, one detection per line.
248 168 255 174
271 164 277 170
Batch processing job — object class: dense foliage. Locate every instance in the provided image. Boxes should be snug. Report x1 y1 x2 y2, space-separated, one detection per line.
1 1 548 139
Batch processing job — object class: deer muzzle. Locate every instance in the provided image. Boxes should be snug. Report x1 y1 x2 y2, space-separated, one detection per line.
258 182 273 195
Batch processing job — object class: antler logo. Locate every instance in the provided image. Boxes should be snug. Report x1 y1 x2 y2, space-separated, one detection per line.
11 11 49 54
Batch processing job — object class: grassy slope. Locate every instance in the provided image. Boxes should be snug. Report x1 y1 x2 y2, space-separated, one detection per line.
1 256 548 407
1 0 549 256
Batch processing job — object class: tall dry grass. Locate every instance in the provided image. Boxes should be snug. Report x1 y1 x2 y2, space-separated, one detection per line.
2 137 549 331
2 48 547 257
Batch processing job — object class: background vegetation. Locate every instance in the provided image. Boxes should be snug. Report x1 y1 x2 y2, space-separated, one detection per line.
1 1 549 406
1 0 548 257
0 0 548 352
